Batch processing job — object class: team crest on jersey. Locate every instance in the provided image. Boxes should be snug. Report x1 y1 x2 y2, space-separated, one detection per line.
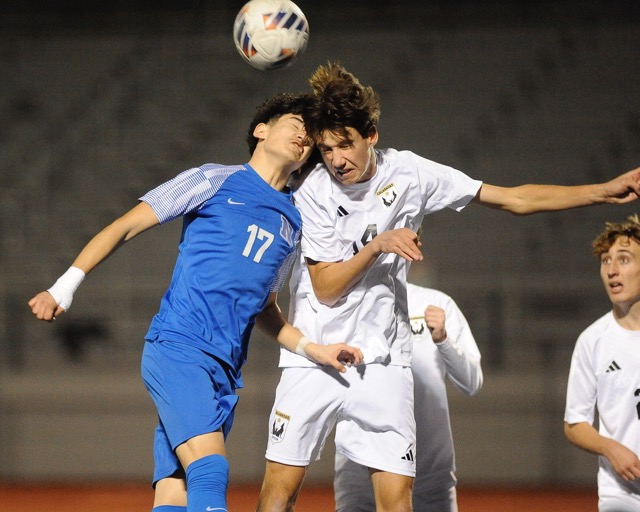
270 410 290 443
376 183 399 209
279 215 295 247
409 316 426 338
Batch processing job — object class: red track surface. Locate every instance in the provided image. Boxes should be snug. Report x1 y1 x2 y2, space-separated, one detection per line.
0 483 598 511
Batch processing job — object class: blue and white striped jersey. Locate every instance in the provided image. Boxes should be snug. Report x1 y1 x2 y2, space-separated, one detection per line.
140 163 301 385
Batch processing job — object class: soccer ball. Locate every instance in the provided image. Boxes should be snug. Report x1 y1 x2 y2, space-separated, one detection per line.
233 0 309 71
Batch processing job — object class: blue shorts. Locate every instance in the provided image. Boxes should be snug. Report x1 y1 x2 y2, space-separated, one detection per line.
141 339 239 484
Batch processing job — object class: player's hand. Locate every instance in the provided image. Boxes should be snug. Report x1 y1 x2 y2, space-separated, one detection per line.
602 167 640 204
304 342 363 373
28 291 65 322
425 305 447 343
371 228 423 261
604 439 640 481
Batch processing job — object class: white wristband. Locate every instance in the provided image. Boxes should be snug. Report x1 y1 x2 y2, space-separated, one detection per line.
47 266 85 311
294 336 312 357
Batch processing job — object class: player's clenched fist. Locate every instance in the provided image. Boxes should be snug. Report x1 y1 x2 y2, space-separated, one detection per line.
28 291 63 322
425 305 447 343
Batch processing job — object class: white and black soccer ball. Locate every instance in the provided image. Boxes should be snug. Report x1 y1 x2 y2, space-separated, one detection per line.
233 0 309 71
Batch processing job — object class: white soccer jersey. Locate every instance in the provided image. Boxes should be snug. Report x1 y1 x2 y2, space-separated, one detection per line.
408 284 483 495
334 284 483 511
564 312 640 504
279 148 482 367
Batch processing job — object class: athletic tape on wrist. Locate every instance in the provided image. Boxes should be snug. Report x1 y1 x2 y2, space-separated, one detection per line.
47 266 85 311
294 336 312 357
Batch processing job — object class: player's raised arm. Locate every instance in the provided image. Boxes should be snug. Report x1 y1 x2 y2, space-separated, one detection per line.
28 201 160 321
256 293 363 371
475 167 640 215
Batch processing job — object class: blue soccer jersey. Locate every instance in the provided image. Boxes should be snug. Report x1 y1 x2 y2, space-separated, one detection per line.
140 163 301 385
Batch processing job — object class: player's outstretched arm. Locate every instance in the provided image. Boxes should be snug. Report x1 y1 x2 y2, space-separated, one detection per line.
564 421 640 481
307 227 422 306
28 201 160 322
257 294 363 372
475 167 640 215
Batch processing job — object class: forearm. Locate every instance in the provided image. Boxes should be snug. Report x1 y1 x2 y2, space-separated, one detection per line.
476 167 640 213
71 203 159 274
438 338 483 395
251 297 367 372
566 421 640 480
512 183 603 214
309 244 378 305
477 183 604 215
310 227 422 305
35 202 159 315
256 299 306 354
46 224 136 311
29 220 136 317
70 223 131 274
271 320 307 355
564 421 609 456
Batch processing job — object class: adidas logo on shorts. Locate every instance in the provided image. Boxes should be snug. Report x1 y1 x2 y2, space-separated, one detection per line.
401 448 415 463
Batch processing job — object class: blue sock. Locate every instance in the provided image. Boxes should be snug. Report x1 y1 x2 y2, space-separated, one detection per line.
185 454 229 512
153 507 187 512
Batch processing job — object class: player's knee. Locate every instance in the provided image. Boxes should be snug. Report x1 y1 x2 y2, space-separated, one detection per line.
153 474 187 507
257 461 306 511
372 472 413 512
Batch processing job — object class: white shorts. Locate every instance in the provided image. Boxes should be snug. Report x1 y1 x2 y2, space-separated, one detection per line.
265 363 416 477
599 489 640 512
599 495 640 512
598 466 640 511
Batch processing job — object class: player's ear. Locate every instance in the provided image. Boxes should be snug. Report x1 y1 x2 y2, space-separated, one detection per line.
367 127 379 146
253 122 268 141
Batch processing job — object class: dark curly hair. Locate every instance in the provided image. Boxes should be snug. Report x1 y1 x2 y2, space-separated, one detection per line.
305 62 380 142
246 92 313 155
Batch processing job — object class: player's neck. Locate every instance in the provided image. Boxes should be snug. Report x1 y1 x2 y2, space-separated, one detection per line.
612 299 640 331
247 156 291 191
356 145 378 183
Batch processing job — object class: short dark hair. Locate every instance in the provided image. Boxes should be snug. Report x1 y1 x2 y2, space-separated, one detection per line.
247 92 312 155
592 214 640 256
305 62 380 142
